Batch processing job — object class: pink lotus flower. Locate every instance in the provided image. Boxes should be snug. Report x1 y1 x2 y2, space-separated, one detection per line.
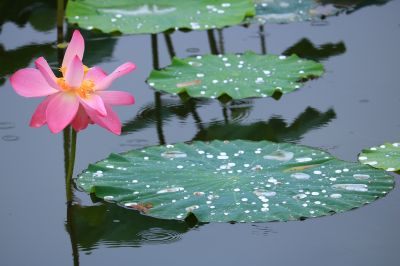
10 30 136 135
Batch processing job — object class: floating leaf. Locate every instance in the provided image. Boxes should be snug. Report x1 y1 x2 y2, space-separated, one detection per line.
66 0 255 34
147 52 324 100
76 140 394 223
254 0 339 24
253 0 391 24
358 142 400 171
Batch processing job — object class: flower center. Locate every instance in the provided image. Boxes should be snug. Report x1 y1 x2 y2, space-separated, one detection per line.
56 78 95 99
57 65 94 98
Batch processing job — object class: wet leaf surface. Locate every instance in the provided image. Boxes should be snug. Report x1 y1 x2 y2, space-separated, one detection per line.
253 0 391 24
66 0 255 34
76 140 394 223
358 142 400 172
253 0 338 24
147 52 324 100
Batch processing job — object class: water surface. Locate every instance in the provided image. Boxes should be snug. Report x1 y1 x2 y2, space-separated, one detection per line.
1 1 400 265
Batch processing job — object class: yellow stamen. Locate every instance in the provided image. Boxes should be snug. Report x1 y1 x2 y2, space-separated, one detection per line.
57 64 93 98
56 77 95 99
77 79 95 98
59 66 67 77
56 78 70 92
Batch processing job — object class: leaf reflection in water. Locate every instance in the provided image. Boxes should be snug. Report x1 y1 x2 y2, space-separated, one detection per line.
67 202 194 251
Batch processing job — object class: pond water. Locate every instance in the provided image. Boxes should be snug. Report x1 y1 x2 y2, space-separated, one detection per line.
1 0 400 265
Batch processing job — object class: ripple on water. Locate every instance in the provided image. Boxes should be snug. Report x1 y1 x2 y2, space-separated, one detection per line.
2 135 19 141
228 100 253 122
0 122 15 130
137 227 182 245
251 224 272 236
186 47 200 53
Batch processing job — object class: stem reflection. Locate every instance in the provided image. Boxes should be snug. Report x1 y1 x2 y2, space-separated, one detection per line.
151 34 166 145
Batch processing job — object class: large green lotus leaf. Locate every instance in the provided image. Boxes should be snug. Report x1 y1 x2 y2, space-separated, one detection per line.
66 0 255 34
76 140 394 223
358 142 400 171
147 52 324 100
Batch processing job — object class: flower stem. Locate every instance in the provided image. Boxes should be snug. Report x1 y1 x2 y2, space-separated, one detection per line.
66 128 77 203
259 25 267 55
63 126 71 176
207 30 219 55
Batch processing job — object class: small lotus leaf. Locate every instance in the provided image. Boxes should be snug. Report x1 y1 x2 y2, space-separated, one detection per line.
254 0 338 24
253 0 391 24
358 142 400 171
147 52 324 100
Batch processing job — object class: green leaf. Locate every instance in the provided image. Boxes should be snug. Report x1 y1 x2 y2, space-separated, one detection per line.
147 52 324 100
254 0 338 24
76 140 394 223
358 142 400 171
66 0 255 34
253 0 391 24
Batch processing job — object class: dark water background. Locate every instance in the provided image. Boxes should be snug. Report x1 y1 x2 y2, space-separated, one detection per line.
1 0 400 265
